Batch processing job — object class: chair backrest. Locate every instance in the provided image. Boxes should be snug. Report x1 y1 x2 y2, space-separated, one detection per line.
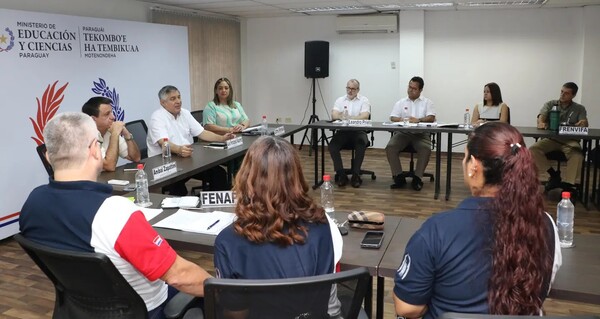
125 119 149 159
440 313 600 319
505 105 511 124
36 143 54 178
191 110 204 125
14 234 148 319
203 267 370 319
190 110 203 143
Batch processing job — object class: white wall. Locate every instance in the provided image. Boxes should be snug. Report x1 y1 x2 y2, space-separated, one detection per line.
242 6 600 150
0 0 150 21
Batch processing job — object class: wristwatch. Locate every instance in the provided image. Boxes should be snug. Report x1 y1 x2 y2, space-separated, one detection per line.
125 134 134 141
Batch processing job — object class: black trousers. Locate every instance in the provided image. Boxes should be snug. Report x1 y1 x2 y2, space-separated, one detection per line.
328 131 369 175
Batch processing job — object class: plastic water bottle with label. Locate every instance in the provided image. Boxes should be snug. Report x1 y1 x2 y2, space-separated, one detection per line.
162 138 171 163
321 175 337 225
135 164 152 207
342 106 349 126
261 115 268 135
557 191 574 248
464 108 471 129
403 106 410 126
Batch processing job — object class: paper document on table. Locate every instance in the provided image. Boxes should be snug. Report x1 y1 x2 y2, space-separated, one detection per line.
242 125 261 132
417 122 437 127
139 207 163 221
161 196 200 208
382 122 402 126
153 209 236 235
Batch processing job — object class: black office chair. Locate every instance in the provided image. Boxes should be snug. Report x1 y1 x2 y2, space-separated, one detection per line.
340 130 377 181
440 313 600 319
14 233 196 319
125 119 149 160
36 143 54 178
397 133 435 182
184 267 370 319
335 114 376 181
191 110 204 143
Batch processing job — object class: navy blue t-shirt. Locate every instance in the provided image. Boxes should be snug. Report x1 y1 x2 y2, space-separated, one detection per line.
394 197 555 318
395 197 494 318
214 220 334 280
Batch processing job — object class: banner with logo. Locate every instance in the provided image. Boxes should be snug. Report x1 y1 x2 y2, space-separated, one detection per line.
0 8 191 239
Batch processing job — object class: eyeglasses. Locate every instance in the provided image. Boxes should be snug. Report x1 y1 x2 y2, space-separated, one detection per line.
346 87 358 92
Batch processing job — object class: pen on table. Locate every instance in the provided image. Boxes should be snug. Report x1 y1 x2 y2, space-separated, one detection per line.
207 219 220 230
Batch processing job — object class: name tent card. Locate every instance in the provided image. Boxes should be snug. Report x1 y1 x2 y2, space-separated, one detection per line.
226 136 243 148
152 162 178 181
348 119 372 126
200 191 237 207
273 126 286 136
559 126 588 136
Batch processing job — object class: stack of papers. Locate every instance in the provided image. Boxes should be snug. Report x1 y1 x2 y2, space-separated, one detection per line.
153 210 236 235
161 196 200 208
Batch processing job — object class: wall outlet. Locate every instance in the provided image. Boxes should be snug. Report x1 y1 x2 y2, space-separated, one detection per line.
285 117 292 123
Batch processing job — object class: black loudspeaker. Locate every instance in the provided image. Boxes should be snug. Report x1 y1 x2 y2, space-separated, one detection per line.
304 41 329 78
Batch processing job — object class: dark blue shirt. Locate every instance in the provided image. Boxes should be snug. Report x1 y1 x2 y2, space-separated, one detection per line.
394 197 494 319
19 179 113 252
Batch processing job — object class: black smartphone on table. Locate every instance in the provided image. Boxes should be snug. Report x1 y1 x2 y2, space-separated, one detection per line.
360 231 384 249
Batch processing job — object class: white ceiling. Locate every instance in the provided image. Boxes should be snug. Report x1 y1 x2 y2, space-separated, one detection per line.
139 0 600 18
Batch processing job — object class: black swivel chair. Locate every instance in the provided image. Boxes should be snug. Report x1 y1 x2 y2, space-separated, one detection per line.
398 133 435 182
440 313 600 319
183 267 370 319
36 143 54 178
340 130 377 181
125 119 149 160
14 233 196 319
190 110 204 143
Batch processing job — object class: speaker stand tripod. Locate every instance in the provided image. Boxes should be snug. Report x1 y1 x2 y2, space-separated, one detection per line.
299 78 327 156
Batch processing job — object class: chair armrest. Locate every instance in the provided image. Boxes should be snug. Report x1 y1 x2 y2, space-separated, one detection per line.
164 292 201 319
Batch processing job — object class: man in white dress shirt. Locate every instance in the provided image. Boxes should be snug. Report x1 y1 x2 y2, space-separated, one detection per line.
82 97 141 172
147 85 235 195
328 79 371 188
386 76 436 191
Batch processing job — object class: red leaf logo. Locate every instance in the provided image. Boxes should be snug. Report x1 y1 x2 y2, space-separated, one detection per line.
29 81 69 145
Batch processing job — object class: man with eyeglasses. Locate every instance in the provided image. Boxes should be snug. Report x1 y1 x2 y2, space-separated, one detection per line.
386 76 436 191
20 112 211 318
328 79 371 188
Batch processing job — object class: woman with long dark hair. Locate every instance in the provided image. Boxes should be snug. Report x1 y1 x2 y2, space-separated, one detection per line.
471 82 510 126
393 122 561 318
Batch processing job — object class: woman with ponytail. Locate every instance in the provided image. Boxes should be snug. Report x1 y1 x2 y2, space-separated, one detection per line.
393 122 561 318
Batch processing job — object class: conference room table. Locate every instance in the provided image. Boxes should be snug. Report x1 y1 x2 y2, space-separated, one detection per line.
379 218 600 307
98 124 305 193
141 195 402 319
306 121 454 199
308 121 600 207
133 192 600 318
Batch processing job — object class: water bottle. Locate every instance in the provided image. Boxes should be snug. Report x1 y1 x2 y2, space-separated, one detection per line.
402 106 409 126
557 191 574 248
464 108 471 129
261 115 268 135
135 164 152 207
342 106 349 126
549 104 560 132
321 175 337 224
162 138 171 162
